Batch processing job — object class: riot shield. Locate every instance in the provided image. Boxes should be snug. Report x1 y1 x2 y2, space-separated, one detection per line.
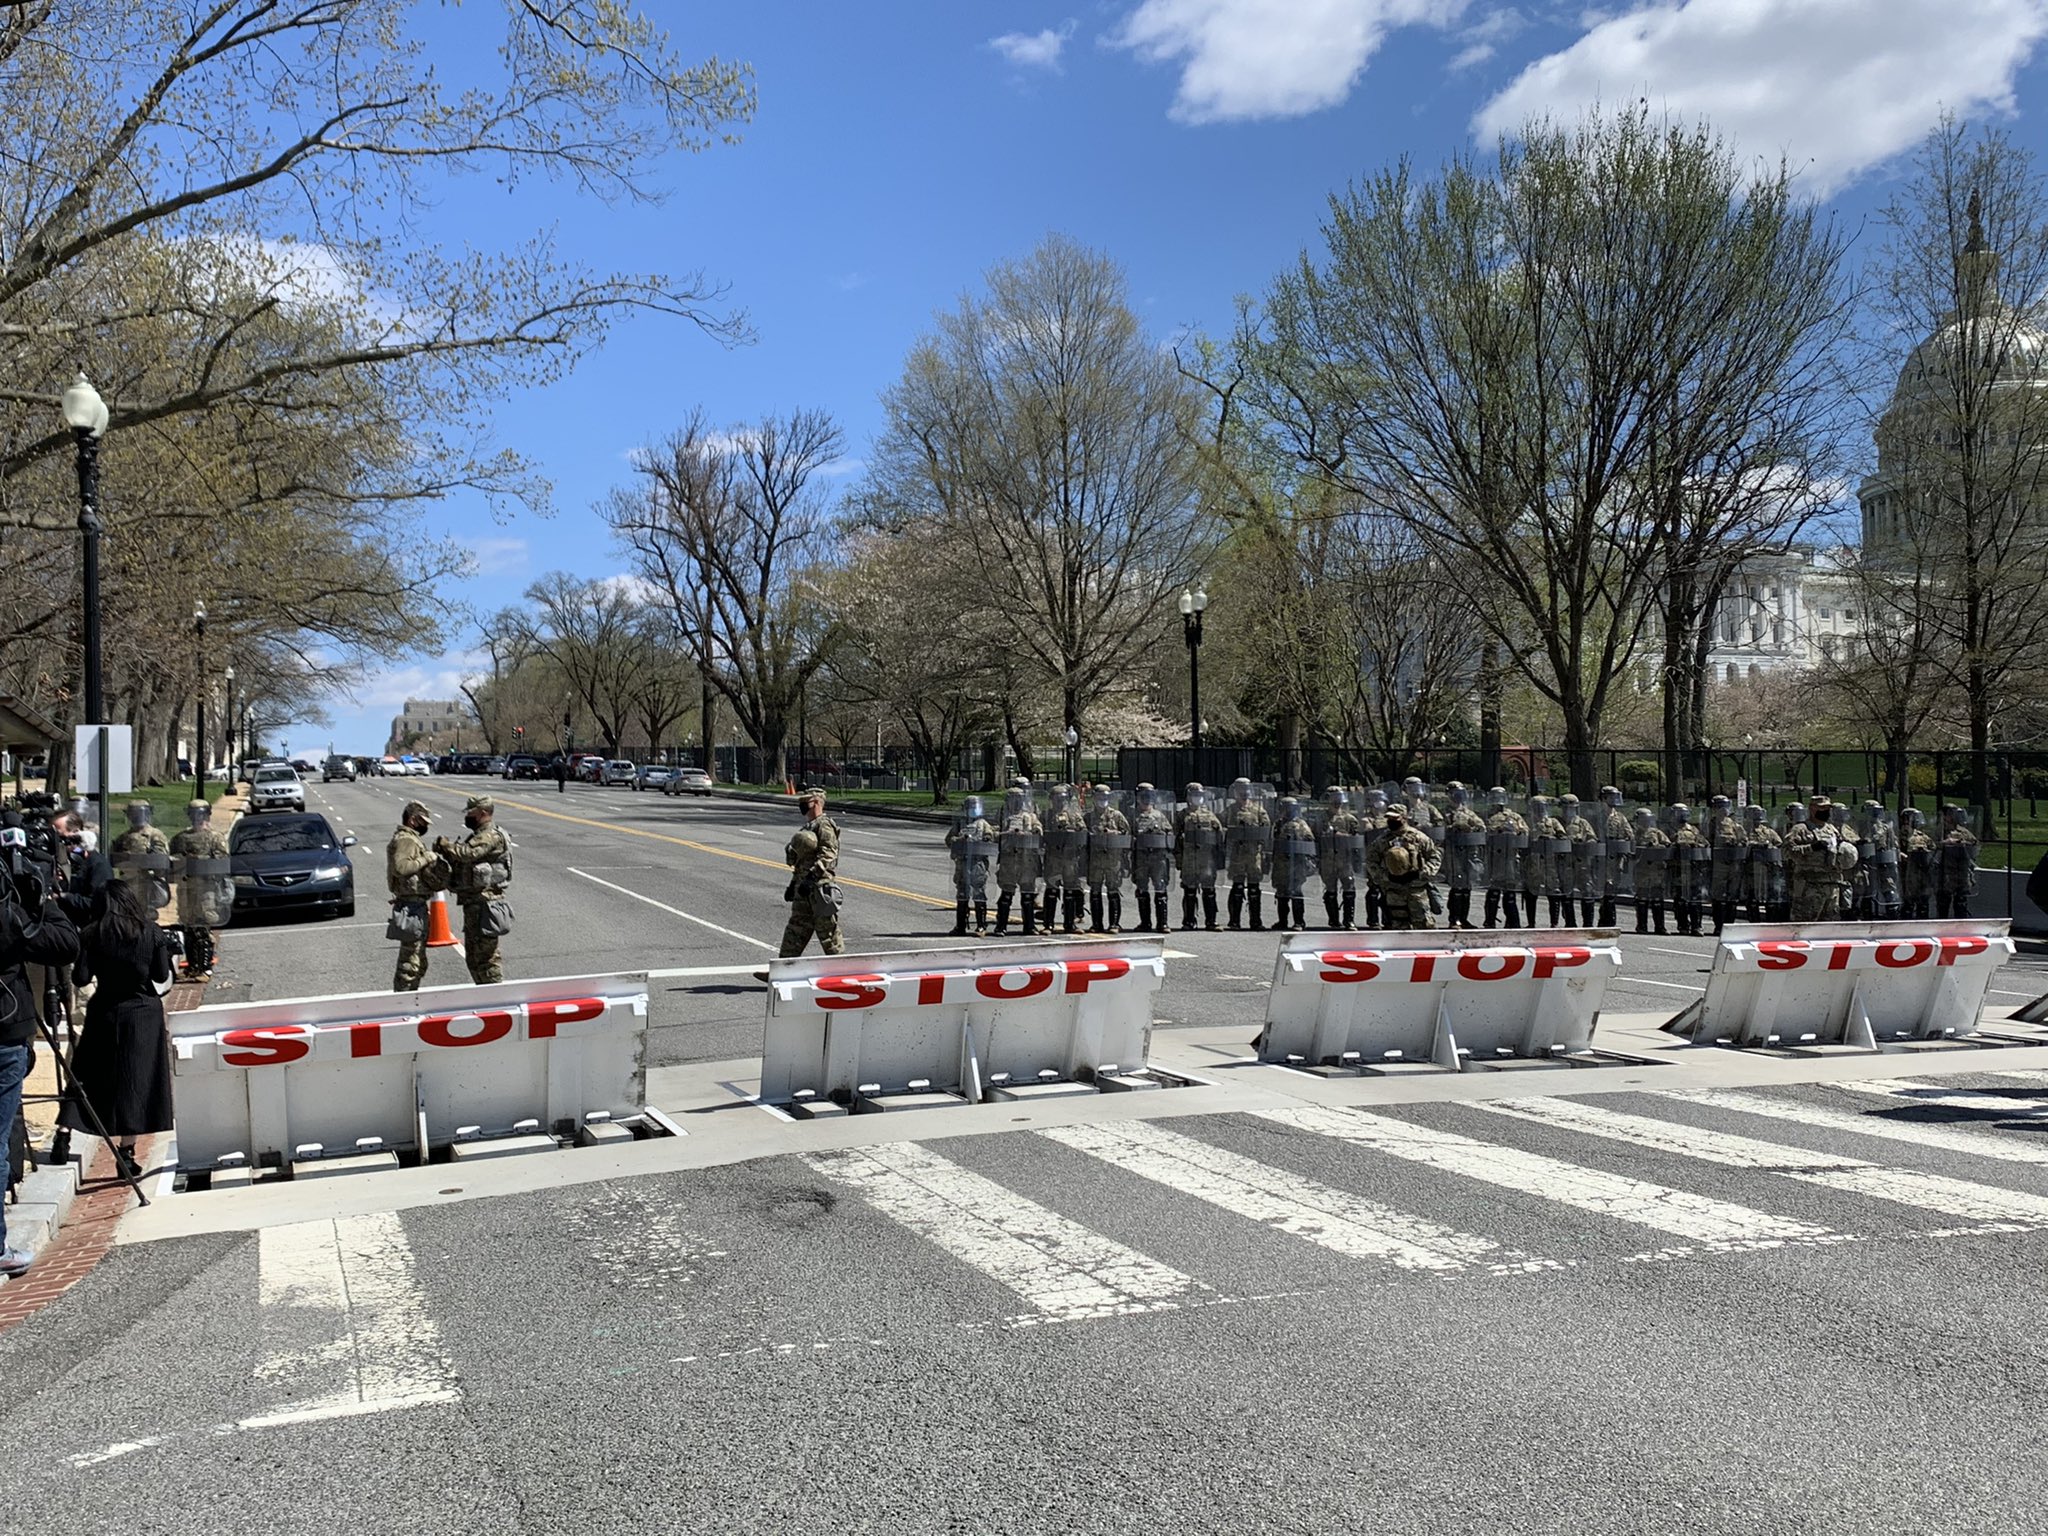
1224 782 1274 882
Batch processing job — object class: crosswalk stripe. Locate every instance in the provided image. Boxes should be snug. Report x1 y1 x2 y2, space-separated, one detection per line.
804 1142 1208 1321
1831 1079 2048 1118
1253 1104 1831 1248
1040 1120 1558 1275
1473 1094 2048 1228
1662 1087 2048 1166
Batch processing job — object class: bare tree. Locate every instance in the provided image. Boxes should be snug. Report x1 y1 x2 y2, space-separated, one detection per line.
607 409 843 785
520 574 643 753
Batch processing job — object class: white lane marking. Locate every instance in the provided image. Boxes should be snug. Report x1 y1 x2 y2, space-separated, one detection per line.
228 920 390 936
739 828 765 837
1620 977 1707 993
805 1141 1208 1322
1255 1104 1833 1248
1664 1087 2048 1166
1041 1120 1557 1275
1992 1069 2048 1085
1646 947 1704 957
73 1213 459 1467
1986 989 2040 999
567 867 775 953
646 963 776 979
1473 1094 2048 1228
1831 1079 2048 1118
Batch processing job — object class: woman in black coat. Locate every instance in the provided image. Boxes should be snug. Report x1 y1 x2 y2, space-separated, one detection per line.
58 876 175 1178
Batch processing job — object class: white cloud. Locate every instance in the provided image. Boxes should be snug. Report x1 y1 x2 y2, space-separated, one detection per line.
470 536 528 577
990 20 1077 69
1474 0 2048 194
1449 6 1523 69
1113 0 1468 123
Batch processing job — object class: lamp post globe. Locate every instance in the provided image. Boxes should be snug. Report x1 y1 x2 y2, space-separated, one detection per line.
63 373 110 839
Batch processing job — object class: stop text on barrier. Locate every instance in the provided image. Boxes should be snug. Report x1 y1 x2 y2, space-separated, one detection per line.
1735 936 2007 974
798 957 1153 1012
209 995 617 1069
1311 946 1598 986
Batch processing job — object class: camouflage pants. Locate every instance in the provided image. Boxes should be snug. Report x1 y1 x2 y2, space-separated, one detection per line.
460 902 503 984
1381 882 1433 930
779 900 845 958
1789 878 1841 924
393 939 430 992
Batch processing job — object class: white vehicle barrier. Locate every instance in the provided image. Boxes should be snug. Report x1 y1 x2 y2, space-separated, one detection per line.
1661 921 2014 1050
760 938 1168 1111
171 973 651 1170
1255 930 1623 1073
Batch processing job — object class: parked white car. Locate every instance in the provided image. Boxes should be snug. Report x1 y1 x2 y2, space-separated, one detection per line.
248 764 305 813
601 759 636 786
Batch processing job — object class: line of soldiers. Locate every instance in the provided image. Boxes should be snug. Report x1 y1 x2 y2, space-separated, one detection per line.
108 798 230 980
942 778 1986 936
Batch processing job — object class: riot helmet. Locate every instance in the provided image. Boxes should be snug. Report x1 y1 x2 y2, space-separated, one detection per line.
1941 803 1968 829
1905 808 1926 830
1785 802 1808 825
963 795 985 822
1364 787 1388 812
1708 794 1730 814
1447 781 1470 808
1670 803 1691 825
1631 807 1653 831
1487 785 1508 810
1089 785 1112 814
1277 796 1300 823
1529 794 1551 821
1401 776 1427 803
1600 785 1623 809
1050 784 1072 813
1136 781 1157 811
1325 785 1350 811
1742 803 1764 830
124 799 152 829
1003 786 1027 819
1229 777 1252 805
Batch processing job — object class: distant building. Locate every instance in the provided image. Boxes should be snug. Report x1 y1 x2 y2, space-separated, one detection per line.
1703 549 1863 681
387 699 468 754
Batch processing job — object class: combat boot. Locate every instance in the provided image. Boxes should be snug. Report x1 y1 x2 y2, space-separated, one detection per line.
1136 892 1152 933
1292 897 1308 930
1635 901 1648 934
1228 885 1244 929
1483 891 1499 929
1599 897 1616 927
1020 895 1037 937
1322 892 1340 929
1341 891 1357 930
1156 895 1172 934
1066 892 1084 934
1272 893 1291 932
1548 897 1564 927
1367 890 1384 929
992 894 1013 936
974 901 989 937
1182 891 1199 932
1652 902 1667 935
1503 892 1520 929
1203 889 1220 930
1041 891 1058 930
1109 894 1124 933
951 900 970 937
1090 891 1105 933
1248 890 1265 930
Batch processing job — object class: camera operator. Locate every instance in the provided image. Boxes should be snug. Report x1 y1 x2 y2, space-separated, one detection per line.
56 877 174 1181
0 831 82 1278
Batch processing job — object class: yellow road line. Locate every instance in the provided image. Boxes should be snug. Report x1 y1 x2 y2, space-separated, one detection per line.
412 783 952 910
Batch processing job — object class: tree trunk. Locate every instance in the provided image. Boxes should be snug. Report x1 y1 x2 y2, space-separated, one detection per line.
1560 687 1598 799
1477 639 1501 791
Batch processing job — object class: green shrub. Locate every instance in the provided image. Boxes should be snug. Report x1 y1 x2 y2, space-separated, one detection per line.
1617 758 1659 783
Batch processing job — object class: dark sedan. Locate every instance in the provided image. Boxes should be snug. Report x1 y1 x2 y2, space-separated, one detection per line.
229 812 358 920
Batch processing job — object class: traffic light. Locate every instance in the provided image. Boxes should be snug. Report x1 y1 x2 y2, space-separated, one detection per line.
514 724 524 740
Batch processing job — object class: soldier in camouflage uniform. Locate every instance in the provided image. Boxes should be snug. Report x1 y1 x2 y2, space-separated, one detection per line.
1899 808 1936 919
1315 786 1365 931
1705 795 1746 936
1559 794 1603 927
1669 803 1711 936
1177 783 1225 931
1357 787 1391 928
1742 803 1786 922
1783 796 1847 923
1270 795 1317 932
1936 804 1979 918
1130 782 1176 934
1829 803 1864 919
947 795 998 936
436 794 513 983
169 799 231 979
1041 784 1090 934
1366 807 1443 930
779 789 844 956
1222 778 1271 931
1597 787 1632 927
992 785 1045 936
1399 776 1439 835
1086 785 1132 934
1858 800 1900 919
1482 787 1529 929
111 798 173 912
1631 807 1672 934
1526 795 1568 927
385 800 449 991
1441 782 1488 930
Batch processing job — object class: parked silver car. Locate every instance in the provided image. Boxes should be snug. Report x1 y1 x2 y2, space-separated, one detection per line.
248 764 305 813
601 759 636 787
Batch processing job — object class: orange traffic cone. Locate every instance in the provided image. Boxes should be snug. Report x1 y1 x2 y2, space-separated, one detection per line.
425 892 458 947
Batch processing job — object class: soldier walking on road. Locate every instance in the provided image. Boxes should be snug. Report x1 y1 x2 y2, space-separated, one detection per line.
1178 784 1225 931
779 789 845 956
1598 787 1632 928
386 800 449 991
1482 787 1528 929
1669 804 1711 936
1041 785 1089 934
1315 786 1365 931
1084 786 1131 934
1222 778 1271 931
1527 795 1568 927
1631 808 1671 934
1560 794 1603 927
436 795 513 983
169 800 230 980
1270 796 1317 932
1441 782 1488 930
992 786 1044 936
1366 807 1443 930
1131 783 1176 935
111 799 173 912
947 796 999 937
1936 804 1979 918
1783 797 1847 923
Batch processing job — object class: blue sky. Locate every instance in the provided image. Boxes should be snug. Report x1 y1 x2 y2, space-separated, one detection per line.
299 0 2048 755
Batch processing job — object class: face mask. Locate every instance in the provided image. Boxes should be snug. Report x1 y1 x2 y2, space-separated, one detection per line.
465 815 481 830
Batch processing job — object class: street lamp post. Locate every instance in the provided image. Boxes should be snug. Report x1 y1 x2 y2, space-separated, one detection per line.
224 666 236 785
1178 586 1208 761
61 373 111 841
193 599 207 800
1065 724 1079 787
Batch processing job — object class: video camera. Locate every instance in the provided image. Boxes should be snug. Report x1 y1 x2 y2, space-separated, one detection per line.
1 791 77 904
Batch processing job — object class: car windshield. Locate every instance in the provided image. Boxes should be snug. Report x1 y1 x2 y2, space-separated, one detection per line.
254 768 296 784
232 821 333 853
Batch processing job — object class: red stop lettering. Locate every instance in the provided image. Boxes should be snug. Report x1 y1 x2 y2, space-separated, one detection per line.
976 966 1054 1000
1825 943 1855 971
1938 936 1990 966
1531 946 1591 979
813 976 888 1011
1457 951 1526 982
1064 958 1131 994
1756 940 1809 971
418 1009 515 1049
528 997 606 1036
350 1020 384 1059
1317 951 1383 984
220 1025 311 1068
916 973 949 1006
1875 941 1934 970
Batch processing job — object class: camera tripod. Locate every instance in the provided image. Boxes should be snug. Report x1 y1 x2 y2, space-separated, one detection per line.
22 966 149 1209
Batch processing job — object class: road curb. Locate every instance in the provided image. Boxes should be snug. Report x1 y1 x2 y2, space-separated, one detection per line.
709 786 953 825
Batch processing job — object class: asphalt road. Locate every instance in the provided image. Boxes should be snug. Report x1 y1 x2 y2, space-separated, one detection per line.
193 774 2048 1066
8 1071 2048 1533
